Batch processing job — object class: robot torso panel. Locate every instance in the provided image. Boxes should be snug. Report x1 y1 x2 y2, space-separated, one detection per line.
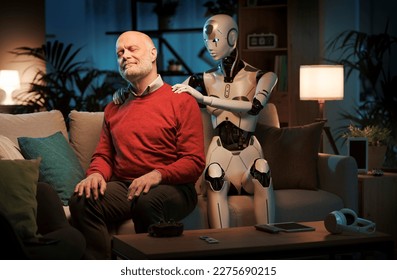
204 62 262 133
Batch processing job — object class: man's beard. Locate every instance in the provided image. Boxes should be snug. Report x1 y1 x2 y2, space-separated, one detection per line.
120 60 152 83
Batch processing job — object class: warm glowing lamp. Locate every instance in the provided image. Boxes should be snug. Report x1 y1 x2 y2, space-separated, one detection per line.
300 65 344 154
0 70 21 105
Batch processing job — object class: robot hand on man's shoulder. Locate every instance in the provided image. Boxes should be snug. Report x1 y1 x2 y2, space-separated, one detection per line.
112 86 131 105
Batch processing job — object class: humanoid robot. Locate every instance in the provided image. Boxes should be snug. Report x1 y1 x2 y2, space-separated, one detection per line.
172 14 278 228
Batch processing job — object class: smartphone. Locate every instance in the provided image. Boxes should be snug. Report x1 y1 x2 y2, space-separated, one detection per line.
255 224 281 233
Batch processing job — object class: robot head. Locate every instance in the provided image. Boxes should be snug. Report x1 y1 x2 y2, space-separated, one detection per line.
203 14 238 61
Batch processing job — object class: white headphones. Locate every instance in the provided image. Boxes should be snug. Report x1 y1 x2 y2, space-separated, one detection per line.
324 208 376 234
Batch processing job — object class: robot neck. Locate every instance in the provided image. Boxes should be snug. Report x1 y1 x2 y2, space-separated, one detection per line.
220 49 244 83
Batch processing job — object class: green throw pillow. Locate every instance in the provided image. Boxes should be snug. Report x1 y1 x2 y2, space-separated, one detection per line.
0 159 41 241
255 121 324 190
18 131 85 205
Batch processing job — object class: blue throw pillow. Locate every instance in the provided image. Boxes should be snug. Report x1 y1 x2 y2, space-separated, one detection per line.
18 131 85 205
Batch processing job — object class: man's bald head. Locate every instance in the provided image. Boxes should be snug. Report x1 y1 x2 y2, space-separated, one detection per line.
116 31 158 86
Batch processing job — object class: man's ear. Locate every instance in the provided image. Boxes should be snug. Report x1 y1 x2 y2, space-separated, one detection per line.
151 47 157 63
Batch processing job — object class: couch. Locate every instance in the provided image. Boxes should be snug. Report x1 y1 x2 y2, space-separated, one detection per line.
0 103 358 235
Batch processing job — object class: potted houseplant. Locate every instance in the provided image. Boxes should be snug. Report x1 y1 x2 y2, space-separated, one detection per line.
327 22 397 168
343 124 392 170
11 40 125 120
203 0 237 17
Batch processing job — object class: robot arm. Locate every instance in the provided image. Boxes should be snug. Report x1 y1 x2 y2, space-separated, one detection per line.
255 72 278 106
203 95 252 113
209 71 278 115
172 83 252 113
247 72 278 115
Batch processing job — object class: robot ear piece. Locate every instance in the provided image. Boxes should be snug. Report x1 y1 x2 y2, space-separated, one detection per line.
227 28 238 48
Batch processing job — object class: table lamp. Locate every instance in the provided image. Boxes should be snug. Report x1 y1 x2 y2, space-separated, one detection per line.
299 65 344 154
0 70 21 105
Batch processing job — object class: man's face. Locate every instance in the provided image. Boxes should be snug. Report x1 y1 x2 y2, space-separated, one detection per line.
116 32 154 83
203 20 234 61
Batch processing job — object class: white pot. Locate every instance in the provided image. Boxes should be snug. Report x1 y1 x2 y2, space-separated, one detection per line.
368 145 387 170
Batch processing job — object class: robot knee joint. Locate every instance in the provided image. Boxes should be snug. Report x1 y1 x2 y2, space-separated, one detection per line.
205 163 225 191
250 158 271 188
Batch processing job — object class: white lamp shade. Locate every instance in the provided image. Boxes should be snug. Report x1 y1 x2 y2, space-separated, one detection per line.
0 70 21 105
299 65 344 101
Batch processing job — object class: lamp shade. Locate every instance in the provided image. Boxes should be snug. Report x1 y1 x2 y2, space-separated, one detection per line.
299 65 344 101
0 70 21 105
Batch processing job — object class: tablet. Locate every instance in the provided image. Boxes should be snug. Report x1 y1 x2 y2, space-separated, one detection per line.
269 222 315 233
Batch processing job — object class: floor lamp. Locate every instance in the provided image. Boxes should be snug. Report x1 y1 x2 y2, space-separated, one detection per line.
299 65 344 155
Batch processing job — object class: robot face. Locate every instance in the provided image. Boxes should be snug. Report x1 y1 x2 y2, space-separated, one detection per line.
203 16 237 61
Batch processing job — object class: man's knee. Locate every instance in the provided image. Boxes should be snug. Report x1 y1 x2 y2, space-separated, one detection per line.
68 194 82 212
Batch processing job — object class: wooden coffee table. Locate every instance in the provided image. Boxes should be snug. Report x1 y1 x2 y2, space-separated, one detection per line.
111 221 394 260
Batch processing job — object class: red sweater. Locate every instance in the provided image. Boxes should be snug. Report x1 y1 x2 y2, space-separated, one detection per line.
87 83 205 185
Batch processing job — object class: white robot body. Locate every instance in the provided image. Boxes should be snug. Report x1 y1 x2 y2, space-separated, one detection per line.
203 136 263 194
170 14 277 229
253 178 275 224
205 180 230 229
204 63 260 132
204 135 274 227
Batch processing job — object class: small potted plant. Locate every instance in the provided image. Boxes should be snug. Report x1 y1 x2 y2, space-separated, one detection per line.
343 124 391 169
167 59 182 72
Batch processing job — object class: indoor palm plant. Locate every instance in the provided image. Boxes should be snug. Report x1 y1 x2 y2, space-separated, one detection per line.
327 21 397 168
11 40 125 120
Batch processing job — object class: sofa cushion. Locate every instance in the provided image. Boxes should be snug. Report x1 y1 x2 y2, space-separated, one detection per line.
228 195 257 227
0 110 68 146
256 121 324 190
18 131 85 205
274 189 344 222
0 159 41 241
257 103 280 128
68 110 104 171
0 135 24 159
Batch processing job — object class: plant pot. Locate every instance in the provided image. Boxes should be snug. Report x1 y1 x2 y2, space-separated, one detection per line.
368 145 387 170
158 15 173 30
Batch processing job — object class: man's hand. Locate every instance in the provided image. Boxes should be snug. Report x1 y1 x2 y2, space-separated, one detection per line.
172 84 204 103
127 170 162 201
74 173 107 200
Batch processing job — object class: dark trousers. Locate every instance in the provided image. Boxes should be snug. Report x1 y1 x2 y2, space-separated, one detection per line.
25 182 86 260
69 181 197 259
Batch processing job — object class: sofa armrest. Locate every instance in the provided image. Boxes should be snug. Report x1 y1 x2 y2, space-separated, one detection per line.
317 153 358 212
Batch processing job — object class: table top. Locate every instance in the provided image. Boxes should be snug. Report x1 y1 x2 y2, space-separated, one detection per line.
358 172 397 180
112 221 392 259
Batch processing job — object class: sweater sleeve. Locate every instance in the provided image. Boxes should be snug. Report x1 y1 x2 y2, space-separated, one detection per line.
156 95 206 184
85 108 115 181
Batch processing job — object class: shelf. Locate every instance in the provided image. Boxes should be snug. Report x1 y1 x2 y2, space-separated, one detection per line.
106 0 203 77
240 4 287 10
159 71 189 76
238 0 289 126
106 28 201 36
242 48 288 52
